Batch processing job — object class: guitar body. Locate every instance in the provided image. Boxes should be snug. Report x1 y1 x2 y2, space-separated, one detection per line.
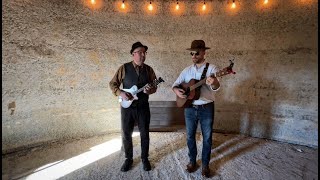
176 79 201 108
175 60 236 108
118 85 139 108
118 77 165 108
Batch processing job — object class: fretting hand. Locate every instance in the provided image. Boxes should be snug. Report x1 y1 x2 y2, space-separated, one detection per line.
206 75 217 86
206 75 220 90
143 84 156 95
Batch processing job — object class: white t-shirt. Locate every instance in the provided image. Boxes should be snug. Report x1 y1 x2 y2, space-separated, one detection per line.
172 61 220 105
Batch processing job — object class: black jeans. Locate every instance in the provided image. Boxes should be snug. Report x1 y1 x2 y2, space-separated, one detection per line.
121 102 150 160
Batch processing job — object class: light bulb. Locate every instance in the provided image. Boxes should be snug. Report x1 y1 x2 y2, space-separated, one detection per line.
176 2 179 10
148 2 153 11
202 1 206 11
121 1 125 9
91 0 96 5
231 1 236 9
263 0 268 4
202 4 206 11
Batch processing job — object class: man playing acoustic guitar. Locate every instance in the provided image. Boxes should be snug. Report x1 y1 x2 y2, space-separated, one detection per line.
172 40 220 178
109 42 157 172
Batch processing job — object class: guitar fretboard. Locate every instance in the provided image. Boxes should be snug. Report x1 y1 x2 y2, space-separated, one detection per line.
132 80 162 95
189 68 230 91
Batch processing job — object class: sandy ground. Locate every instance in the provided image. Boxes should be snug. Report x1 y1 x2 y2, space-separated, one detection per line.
2 132 318 180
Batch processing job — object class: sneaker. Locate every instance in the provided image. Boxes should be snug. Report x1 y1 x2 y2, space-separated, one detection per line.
186 162 197 173
142 159 151 171
201 166 211 178
120 159 133 172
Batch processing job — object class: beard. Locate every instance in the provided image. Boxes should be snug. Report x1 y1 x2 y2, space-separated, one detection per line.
192 57 205 64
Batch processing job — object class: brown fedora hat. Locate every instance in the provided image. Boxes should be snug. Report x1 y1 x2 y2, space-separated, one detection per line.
130 41 148 54
186 40 210 51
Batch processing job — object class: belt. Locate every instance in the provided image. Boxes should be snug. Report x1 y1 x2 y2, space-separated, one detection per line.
191 102 213 108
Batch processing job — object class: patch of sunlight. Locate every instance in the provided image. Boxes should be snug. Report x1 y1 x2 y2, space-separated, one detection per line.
26 132 140 180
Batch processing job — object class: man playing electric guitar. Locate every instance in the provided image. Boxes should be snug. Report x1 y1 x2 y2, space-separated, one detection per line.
119 77 164 108
109 42 157 172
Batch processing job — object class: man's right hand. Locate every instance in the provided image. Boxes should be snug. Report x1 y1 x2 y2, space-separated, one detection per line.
120 91 134 101
173 87 187 99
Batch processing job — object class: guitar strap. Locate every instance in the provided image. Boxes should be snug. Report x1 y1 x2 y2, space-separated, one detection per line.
201 63 209 80
197 63 209 89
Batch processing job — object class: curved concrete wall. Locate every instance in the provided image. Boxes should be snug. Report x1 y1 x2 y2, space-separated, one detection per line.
2 0 318 153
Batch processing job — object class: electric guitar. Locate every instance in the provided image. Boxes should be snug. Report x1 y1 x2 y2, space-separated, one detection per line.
176 60 236 108
119 77 165 108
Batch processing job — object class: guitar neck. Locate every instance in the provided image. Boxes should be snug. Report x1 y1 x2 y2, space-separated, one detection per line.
135 85 148 94
189 70 226 91
133 80 160 95
189 79 206 91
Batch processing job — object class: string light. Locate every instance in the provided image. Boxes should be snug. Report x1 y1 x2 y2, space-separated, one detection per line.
231 0 236 9
148 1 153 11
86 0 103 9
121 0 125 9
202 1 207 11
86 1 312 14
176 0 180 10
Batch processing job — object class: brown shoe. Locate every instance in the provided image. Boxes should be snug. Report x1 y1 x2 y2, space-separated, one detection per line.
186 162 197 173
201 166 211 178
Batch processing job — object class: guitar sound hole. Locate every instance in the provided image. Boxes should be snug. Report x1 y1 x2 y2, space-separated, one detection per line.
185 88 190 96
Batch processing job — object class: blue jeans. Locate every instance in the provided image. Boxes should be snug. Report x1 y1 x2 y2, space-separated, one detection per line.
184 102 214 166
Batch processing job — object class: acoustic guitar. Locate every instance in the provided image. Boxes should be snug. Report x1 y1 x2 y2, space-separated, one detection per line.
176 60 236 108
119 77 165 108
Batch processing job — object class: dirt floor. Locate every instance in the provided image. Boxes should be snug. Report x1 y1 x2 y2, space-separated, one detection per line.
2 132 318 180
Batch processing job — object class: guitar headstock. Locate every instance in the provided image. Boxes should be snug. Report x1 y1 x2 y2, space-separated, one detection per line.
226 59 236 74
153 77 165 86
216 59 236 78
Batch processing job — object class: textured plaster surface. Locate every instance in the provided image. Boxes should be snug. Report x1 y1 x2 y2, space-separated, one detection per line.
2 0 318 153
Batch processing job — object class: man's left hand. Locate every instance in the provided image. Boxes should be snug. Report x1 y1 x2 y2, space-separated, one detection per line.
206 76 216 86
143 84 156 94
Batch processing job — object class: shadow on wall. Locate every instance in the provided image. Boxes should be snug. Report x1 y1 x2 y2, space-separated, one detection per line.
216 64 289 140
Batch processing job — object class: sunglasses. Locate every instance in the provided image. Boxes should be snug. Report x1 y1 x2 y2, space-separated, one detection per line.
133 51 147 55
190 51 200 56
